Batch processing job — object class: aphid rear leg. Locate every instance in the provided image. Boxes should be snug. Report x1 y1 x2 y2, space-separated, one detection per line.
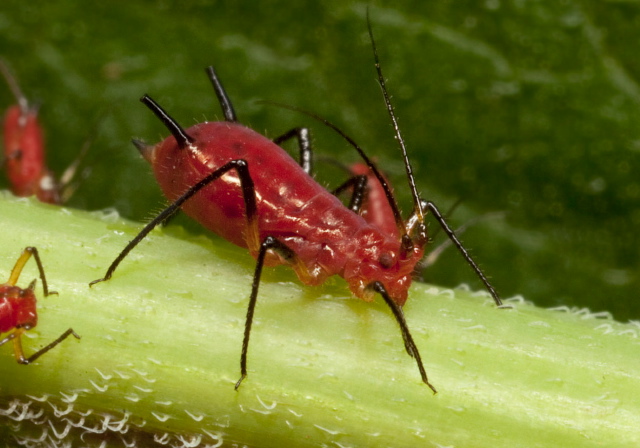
90 159 259 286
273 127 313 174
371 281 436 394
236 235 299 390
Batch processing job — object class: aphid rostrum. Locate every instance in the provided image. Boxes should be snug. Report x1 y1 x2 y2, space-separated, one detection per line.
0 60 90 204
91 18 502 393
0 247 80 364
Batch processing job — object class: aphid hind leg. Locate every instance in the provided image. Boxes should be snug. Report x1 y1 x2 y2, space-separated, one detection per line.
420 200 503 307
235 235 304 390
7 247 58 297
272 127 313 174
90 159 259 286
371 281 436 394
1 327 80 364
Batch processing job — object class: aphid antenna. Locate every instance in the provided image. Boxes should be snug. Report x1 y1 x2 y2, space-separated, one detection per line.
366 10 425 231
258 99 408 243
0 59 30 115
140 95 194 149
365 12 503 306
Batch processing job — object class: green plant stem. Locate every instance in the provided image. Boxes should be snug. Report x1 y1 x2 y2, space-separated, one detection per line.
0 193 639 447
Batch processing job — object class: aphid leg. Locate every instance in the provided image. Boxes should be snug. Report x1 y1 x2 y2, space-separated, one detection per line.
0 329 21 349
371 281 436 394
235 235 299 390
419 211 506 271
331 174 368 213
419 200 503 306
272 127 313 174
1 327 80 364
90 159 258 286
205 66 237 123
6 247 58 297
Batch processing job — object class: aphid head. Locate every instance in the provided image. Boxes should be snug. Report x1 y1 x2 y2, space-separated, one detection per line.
345 229 424 306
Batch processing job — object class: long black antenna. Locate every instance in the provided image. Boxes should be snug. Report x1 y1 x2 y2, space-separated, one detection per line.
366 10 425 226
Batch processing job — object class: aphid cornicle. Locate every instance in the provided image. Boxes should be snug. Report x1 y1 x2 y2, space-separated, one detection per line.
91 17 502 393
0 60 90 204
0 247 80 364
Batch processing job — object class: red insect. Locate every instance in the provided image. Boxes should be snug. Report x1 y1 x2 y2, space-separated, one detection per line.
0 60 88 204
91 18 502 393
0 247 80 364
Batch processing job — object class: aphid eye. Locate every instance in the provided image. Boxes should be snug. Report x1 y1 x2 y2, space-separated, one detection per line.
379 252 395 269
10 149 23 160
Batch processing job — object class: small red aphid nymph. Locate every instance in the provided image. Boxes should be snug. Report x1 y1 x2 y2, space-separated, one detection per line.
0 247 80 364
0 60 90 204
91 16 502 393
0 60 59 203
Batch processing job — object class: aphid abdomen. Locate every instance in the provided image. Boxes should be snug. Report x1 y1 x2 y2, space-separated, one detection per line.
3 105 47 197
147 121 373 281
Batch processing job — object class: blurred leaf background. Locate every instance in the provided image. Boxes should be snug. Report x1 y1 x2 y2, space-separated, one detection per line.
1 1 639 321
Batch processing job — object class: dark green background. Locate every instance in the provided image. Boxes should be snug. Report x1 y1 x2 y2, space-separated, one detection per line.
2 1 639 320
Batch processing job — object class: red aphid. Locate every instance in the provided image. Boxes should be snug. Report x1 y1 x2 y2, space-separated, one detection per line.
0 61 60 204
92 17 501 393
140 122 424 305
0 247 79 364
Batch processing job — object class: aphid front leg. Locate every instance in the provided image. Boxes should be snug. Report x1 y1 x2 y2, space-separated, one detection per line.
418 201 503 307
7 247 57 296
1 326 80 365
371 281 436 394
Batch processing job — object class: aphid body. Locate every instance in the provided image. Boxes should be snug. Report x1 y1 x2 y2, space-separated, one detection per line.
94 16 502 393
0 61 60 204
0 247 79 364
141 123 422 305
